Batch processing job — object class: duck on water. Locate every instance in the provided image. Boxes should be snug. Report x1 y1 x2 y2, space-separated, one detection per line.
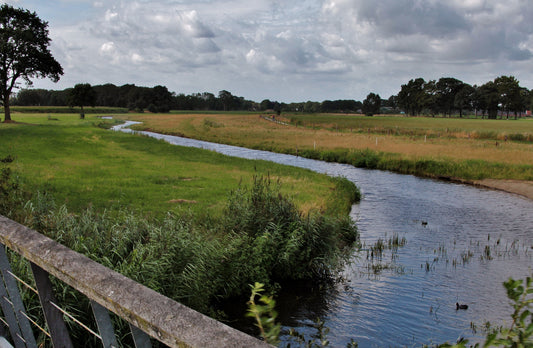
456 303 469 310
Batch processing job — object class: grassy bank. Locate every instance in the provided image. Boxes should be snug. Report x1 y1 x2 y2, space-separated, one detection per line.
2 105 128 114
118 113 533 181
0 113 354 216
285 113 533 141
0 113 360 345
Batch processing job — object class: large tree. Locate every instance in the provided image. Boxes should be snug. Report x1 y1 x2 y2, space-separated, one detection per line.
218 90 235 111
478 81 500 119
435 77 465 117
494 75 522 119
68 83 96 119
397 78 426 116
453 84 475 118
362 92 381 116
0 4 63 122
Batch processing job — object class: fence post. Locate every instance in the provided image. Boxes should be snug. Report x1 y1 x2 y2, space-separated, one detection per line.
130 324 153 348
30 263 73 348
91 300 118 348
0 246 37 348
0 261 24 348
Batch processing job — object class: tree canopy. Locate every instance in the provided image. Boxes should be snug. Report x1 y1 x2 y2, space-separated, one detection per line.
68 83 96 119
362 93 381 116
397 76 530 118
0 4 63 122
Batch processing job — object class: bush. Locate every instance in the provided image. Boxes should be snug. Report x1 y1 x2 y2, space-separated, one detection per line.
223 176 358 282
8 175 358 316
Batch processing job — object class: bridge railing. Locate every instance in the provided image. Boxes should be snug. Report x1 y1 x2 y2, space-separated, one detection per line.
0 215 272 348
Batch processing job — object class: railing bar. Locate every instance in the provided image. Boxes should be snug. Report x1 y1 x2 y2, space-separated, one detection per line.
14 332 25 344
17 310 51 338
0 285 25 348
30 263 73 348
6 271 38 295
130 323 153 348
49 301 102 340
2 295 13 306
0 216 273 348
0 316 8 327
1 296 48 343
0 246 38 348
91 300 119 348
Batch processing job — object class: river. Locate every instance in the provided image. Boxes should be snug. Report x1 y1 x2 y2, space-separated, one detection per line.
113 122 533 347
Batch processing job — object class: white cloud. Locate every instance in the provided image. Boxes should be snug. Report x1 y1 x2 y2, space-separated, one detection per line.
131 53 144 64
10 0 533 102
104 9 118 22
176 10 214 38
99 41 115 54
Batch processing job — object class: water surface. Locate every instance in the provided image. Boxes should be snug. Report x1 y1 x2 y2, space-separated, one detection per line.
114 122 533 347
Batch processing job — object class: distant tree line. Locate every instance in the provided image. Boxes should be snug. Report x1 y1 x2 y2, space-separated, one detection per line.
11 84 367 114
12 84 259 113
394 75 532 119
11 75 533 118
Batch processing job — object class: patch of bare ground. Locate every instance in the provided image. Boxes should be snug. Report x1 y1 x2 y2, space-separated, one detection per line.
472 179 533 201
167 199 198 204
2 120 37 125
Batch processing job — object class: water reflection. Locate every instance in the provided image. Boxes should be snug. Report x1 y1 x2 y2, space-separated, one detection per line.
113 122 533 347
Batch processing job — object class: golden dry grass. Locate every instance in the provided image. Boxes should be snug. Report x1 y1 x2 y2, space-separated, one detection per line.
116 113 533 167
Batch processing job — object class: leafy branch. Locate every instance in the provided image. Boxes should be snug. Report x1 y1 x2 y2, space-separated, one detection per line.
246 282 281 345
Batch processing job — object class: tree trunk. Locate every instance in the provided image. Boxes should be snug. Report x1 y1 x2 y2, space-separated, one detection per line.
80 105 85 119
3 97 11 122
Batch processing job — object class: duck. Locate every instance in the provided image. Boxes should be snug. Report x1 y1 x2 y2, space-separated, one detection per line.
456 302 468 310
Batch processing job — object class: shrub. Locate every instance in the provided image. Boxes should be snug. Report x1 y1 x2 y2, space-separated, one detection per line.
7 175 358 317
223 176 358 282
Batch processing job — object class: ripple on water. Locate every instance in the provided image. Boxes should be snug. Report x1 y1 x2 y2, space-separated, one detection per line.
113 123 533 347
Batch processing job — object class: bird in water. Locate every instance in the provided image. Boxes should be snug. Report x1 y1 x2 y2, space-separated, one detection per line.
456 302 468 310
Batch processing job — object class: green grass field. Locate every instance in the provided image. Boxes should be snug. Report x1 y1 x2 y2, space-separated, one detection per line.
115 112 533 181
0 112 361 339
285 113 533 140
2 106 128 114
0 113 351 217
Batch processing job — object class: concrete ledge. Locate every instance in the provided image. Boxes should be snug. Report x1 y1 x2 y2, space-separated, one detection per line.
0 215 272 348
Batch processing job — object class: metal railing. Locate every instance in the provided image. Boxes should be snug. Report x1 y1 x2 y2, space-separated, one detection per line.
0 215 272 348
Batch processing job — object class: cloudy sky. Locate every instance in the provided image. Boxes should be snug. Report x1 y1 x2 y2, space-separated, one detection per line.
4 0 533 102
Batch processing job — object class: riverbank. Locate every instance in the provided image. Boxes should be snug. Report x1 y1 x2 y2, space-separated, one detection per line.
0 114 361 334
109 121 533 347
114 113 533 200
0 114 355 216
472 179 533 200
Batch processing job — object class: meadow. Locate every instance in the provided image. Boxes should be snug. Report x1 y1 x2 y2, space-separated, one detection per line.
117 112 533 181
0 113 352 216
1 106 128 114
1 111 531 346
0 112 360 346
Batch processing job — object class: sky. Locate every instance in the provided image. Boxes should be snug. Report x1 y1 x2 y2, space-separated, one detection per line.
3 0 533 103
